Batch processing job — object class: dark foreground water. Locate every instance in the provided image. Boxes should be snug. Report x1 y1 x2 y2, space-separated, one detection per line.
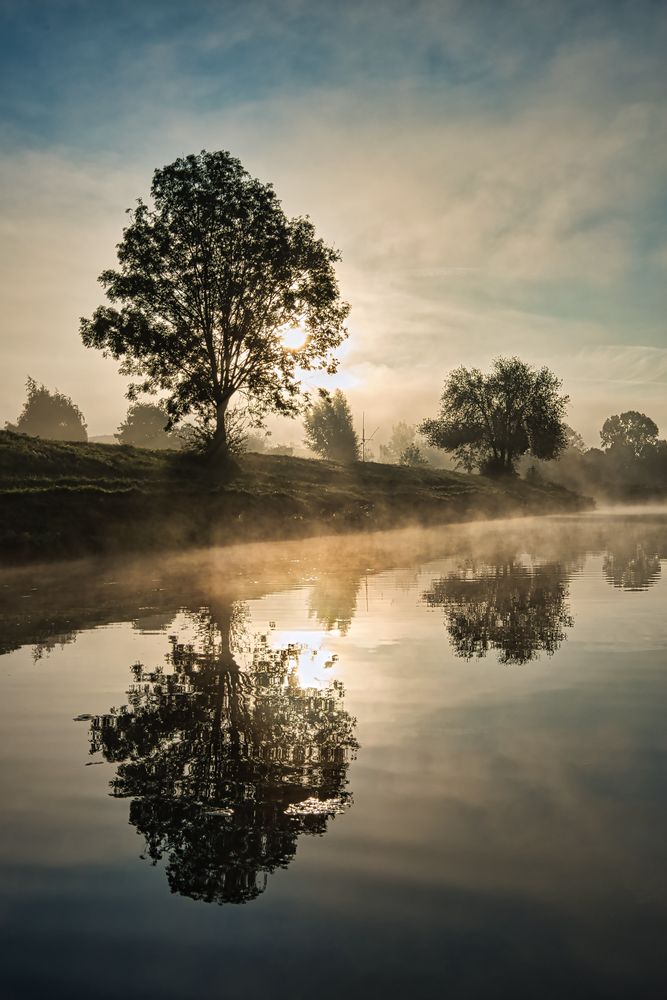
0 512 666 1000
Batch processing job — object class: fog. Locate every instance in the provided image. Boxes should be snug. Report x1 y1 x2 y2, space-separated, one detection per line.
3 508 665 653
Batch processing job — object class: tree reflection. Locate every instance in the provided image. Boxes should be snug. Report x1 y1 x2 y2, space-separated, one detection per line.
424 558 573 664
603 541 661 591
89 603 358 904
308 570 361 635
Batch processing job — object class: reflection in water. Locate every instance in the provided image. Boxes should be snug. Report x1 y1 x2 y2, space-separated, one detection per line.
603 541 661 591
424 557 574 664
308 570 362 635
89 603 358 904
2 516 667 999
2 516 664 662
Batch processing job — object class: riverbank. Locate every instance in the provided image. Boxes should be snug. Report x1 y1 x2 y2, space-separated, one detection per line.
0 430 592 562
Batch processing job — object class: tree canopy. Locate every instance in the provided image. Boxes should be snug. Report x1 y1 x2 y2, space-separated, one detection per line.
116 402 180 450
600 411 659 459
379 421 417 463
564 424 586 453
423 554 574 664
420 356 568 475
80 150 349 465
89 604 358 904
6 377 87 442
532 410 667 500
399 442 428 467
303 389 359 463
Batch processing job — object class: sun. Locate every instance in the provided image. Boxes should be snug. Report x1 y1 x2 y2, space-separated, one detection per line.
279 322 309 351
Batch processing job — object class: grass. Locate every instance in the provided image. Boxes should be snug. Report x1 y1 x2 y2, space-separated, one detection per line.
0 430 591 561
0 429 197 488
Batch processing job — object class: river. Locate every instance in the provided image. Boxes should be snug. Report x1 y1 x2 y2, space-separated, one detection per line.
1 511 665 999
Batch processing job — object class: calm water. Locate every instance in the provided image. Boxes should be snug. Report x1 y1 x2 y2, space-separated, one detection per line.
0 512 666 999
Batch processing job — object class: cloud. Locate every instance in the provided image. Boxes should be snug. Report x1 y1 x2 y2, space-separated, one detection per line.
0 1 665 439
562 345 667 387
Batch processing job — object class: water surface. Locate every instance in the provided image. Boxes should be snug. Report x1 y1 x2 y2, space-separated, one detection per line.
1 513 666 999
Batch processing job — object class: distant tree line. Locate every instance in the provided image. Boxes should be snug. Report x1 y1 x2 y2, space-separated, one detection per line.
525 410 667 500
4 382 182 451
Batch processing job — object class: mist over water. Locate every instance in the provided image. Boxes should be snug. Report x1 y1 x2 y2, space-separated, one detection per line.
1 510 666 999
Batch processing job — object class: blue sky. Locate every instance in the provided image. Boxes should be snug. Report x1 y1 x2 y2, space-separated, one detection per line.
1 0 666 440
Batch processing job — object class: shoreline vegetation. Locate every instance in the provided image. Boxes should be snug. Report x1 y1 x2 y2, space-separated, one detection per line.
0 430 592 563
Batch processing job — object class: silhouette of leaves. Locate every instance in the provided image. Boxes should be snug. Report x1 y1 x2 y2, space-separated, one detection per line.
424 558 573 664
89 604 358 904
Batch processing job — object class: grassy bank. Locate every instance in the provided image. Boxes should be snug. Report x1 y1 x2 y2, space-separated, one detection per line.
0 430 592 562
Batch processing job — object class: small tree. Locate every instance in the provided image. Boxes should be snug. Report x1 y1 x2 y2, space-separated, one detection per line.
379 421 416 463
80 150 349 468
6 377 87 442
116 402 180 450
600 411 658 459
420 356 568 475
564 424 586 453
399 443 428 467
304 389 359 463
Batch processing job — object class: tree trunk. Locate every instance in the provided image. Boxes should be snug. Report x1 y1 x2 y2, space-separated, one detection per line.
206 399 239 480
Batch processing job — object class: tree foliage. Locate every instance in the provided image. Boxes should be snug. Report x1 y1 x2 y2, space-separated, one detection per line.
80 150 349 463
420 356 569 475
6 377 87 442
89 604 357 905
399 443 428 467
303 389 359 463
600 411 659 459
529 411 667 500
379 421 416 463
423 555 574 664
116 402 180 450
564 424 586 453
379 421 451 468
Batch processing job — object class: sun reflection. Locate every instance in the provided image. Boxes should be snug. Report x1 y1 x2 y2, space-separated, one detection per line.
267 628 337 689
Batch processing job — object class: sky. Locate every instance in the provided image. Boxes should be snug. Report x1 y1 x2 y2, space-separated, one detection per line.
1 0 666 444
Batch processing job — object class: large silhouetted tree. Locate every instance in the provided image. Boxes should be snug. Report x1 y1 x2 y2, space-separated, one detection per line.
80 150 349 468
420 357 568 475
5 378 87 442
304 389 360 463
89 604 358 904
424 556 574 663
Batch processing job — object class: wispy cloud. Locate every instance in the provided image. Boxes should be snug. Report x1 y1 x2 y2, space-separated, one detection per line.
0 0 665 438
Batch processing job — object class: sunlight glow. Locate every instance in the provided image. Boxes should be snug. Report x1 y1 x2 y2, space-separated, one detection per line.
279 322 309 351
268 628 337 689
